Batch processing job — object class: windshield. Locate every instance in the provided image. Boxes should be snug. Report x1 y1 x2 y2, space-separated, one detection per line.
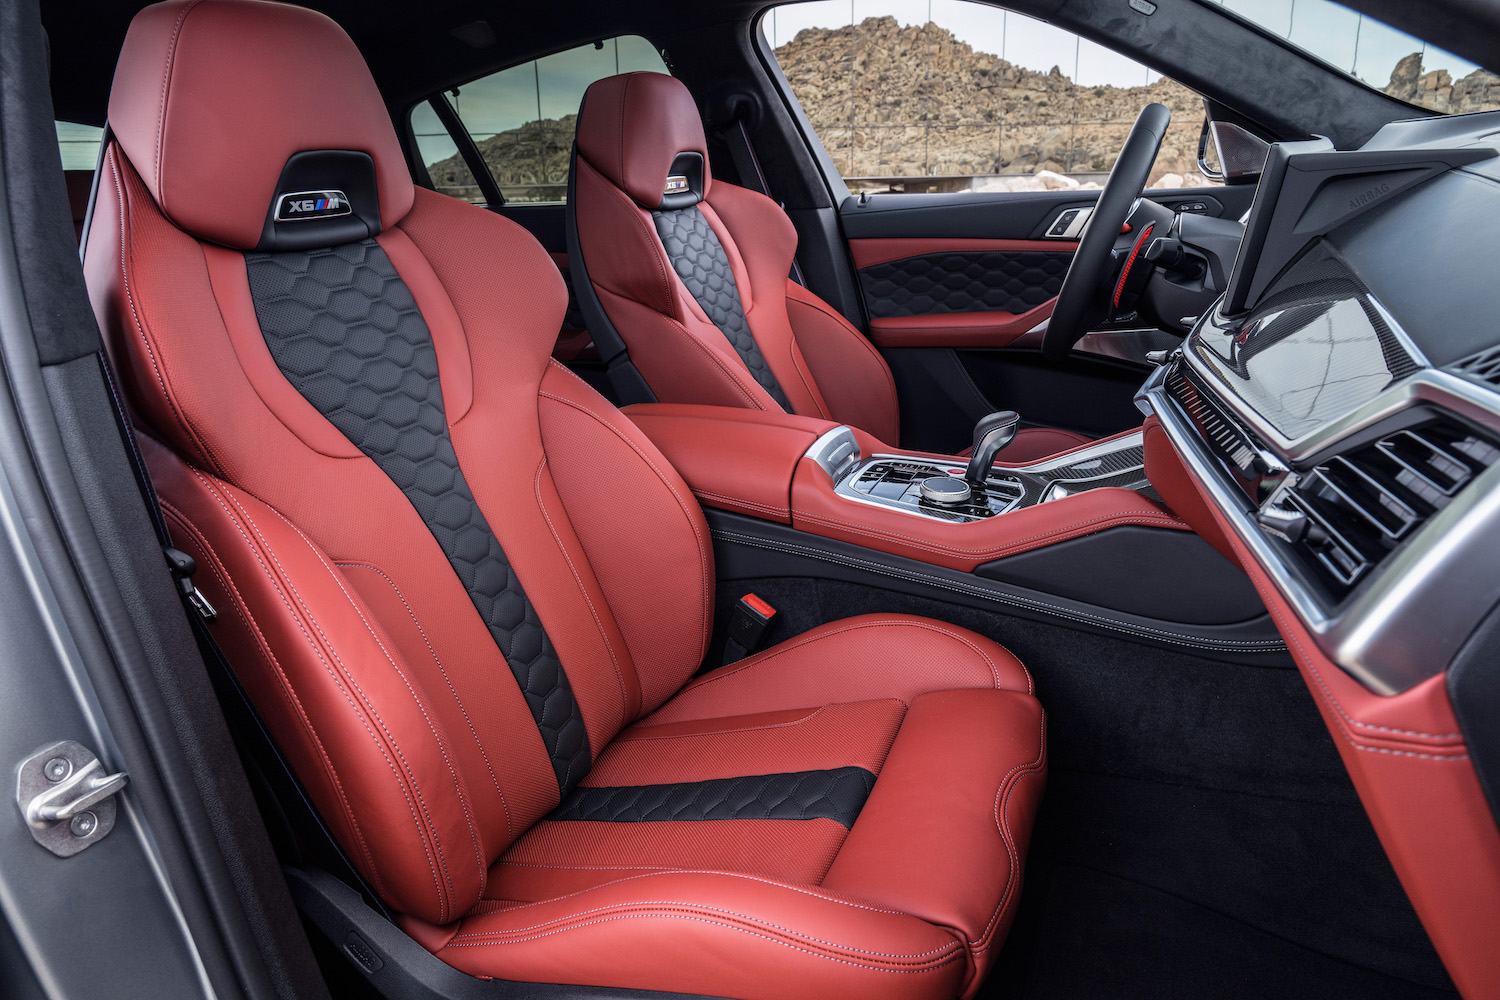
1200 0 1498 115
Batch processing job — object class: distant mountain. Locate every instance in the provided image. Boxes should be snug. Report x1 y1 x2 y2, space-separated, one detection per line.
775 16 1206 182
423 17 1500 198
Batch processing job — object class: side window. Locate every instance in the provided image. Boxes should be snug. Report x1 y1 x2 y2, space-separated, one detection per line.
56 121 103 171
411 35 669 205
762 1 1219 194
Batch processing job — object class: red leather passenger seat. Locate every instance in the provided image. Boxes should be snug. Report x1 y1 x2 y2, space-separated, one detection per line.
569 71 1091 464
84 3 1046 997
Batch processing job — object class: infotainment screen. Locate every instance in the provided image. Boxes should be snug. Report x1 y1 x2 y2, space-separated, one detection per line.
1221 137 1333 316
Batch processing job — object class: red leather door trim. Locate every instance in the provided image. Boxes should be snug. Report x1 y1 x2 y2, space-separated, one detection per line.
867 300 1056 348
849 238 1077 270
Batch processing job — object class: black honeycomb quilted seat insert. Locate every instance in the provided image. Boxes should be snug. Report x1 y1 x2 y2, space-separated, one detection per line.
552 767 877 828
651 206 792 410
859 250 1074 318
245 239 591 794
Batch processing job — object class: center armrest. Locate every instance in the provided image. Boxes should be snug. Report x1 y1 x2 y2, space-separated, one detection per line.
624 404 841 523
626 404 1188 571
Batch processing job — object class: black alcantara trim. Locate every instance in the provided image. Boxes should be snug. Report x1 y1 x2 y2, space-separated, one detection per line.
245 239 591 793
553 767 877 829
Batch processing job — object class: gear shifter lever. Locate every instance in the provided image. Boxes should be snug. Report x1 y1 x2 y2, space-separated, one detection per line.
965 410 1020 486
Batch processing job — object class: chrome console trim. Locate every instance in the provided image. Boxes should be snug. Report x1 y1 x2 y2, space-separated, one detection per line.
803 429 1153 525
1140 364 1500 693
804 426 861 480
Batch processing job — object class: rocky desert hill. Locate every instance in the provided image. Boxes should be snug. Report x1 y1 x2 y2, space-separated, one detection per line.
426 16 1500 199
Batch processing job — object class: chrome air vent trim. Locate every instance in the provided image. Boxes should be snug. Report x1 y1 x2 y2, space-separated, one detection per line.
1141 361 1500 694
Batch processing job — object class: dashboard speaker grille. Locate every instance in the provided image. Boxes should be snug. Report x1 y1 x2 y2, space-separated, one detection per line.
1453 345 1500 387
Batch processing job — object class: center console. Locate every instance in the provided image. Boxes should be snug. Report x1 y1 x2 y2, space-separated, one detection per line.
809 425 1157 523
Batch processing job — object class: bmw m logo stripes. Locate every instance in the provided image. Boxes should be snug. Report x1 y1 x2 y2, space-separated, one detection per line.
274 189 352 222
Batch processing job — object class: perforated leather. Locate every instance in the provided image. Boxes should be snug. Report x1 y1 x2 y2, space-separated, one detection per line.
554 767 877 828
859 250 1072 318
246 240 592 792
652 206 792 410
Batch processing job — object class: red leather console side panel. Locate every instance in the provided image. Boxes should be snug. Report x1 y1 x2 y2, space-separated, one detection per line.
1143 417 1500 999
868 300 1056 349
849 238 1077 270
792 457 1187 572
624 404 838 523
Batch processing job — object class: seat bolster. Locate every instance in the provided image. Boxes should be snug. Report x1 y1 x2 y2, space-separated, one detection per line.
785 280 902 444
822 689 1046 997
434 869 968 1000
537 361 712 716
643 614 1032 726
146 440 489 925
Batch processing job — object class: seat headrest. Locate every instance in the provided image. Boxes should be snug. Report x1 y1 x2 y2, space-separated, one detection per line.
576 72 711 210
108 0 413 251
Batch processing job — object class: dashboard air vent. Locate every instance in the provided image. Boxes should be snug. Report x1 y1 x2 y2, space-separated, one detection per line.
1276 421 1499 594
1453 345 1500 387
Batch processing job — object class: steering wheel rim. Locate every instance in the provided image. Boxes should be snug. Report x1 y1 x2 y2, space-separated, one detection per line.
1042 103 1172 362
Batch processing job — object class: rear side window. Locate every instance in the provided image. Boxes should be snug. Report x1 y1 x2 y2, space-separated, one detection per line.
411 35 668 205
56 121 103 171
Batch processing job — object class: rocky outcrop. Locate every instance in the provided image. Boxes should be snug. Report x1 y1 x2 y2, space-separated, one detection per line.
775 16 1207 186
427 115 576 202
1384 51 1500 114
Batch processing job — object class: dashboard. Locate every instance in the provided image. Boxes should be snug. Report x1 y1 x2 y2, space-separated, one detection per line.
1139 110 1500 696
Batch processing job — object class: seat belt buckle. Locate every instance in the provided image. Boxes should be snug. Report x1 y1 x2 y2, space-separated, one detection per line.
724 593 776 664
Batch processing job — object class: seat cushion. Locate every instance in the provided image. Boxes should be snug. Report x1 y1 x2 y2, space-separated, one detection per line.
416 615 1045 999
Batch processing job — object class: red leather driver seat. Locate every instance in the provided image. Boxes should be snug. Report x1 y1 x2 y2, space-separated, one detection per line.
568 71 1092 464
84 3 1045 997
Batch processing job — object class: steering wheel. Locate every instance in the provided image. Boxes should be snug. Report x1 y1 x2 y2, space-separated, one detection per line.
1043 103 1172 361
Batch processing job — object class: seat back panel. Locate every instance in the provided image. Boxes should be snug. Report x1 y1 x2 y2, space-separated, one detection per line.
245 238 593 795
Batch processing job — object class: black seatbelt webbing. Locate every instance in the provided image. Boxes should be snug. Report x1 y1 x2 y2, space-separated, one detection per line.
96 350 393 922
721 117 806 287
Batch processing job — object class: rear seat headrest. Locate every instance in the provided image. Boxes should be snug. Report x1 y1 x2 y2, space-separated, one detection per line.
576 72 712 210
108 0 413 251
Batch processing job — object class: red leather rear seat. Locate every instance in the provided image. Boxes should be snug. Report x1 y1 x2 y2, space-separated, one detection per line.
83 3 1046 997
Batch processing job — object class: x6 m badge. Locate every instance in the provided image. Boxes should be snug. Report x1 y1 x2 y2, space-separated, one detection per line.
274 189 352 222
663 175 689 195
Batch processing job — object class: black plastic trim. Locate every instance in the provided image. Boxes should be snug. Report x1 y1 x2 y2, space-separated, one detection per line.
705 510 1288 664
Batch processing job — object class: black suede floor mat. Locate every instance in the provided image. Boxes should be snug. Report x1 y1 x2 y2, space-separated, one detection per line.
1010 865 1456 1000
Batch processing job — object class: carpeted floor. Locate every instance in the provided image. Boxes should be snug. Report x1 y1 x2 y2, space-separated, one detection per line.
710 575 1458 999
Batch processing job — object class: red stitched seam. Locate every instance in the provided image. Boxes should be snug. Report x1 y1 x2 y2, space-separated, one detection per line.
181 473 447 915
334 560 514 840
163 501 389 898
533 455 637 725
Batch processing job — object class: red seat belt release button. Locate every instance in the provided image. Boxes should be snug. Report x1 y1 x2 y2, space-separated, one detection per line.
726 593 777 660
